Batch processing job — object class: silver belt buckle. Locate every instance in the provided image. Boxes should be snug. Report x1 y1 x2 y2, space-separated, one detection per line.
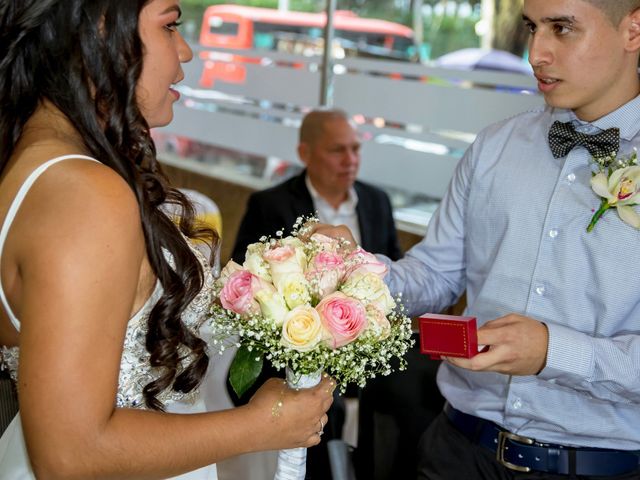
496 430 535 472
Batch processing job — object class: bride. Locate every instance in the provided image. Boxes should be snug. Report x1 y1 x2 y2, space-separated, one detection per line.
0 0 332 478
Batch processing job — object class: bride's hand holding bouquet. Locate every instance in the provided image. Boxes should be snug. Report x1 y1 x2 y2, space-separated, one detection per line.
244 377 332 450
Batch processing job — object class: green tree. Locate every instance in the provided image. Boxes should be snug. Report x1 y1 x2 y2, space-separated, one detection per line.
491 0 527 56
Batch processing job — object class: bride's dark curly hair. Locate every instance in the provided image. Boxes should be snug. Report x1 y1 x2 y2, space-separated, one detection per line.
0 0 219 410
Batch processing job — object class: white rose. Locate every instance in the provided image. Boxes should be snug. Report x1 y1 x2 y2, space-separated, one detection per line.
340 271 396 315
278 273 311 310
243 246 272 282
365 304 391 339
255 287 289 325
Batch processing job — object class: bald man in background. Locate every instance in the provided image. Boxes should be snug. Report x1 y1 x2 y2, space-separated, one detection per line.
231 108 402 264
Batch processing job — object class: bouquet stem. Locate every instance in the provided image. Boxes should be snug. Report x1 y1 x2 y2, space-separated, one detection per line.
273 367 322 480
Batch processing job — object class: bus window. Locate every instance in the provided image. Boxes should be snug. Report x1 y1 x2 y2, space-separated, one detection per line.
254 32 275 49
393 36 414 56
308 27 323 39
208 16 239 36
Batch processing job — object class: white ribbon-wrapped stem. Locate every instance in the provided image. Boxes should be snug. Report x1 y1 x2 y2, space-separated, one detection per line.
273 367 322 480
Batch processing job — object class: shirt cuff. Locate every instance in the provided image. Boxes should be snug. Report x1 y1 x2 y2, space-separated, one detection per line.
538 322 595 383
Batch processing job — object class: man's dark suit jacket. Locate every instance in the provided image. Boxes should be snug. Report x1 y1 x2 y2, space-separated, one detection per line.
231 170 403 263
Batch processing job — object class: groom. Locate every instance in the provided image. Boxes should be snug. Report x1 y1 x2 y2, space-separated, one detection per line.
401 1 640 478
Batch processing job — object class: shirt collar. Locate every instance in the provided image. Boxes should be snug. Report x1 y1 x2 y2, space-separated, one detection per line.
305 174 358 212
549 93 640 141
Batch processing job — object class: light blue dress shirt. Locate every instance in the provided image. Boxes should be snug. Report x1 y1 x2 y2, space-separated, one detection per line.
383 96 640 450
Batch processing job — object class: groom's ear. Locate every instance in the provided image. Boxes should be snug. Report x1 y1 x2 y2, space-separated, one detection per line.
623 8 640 51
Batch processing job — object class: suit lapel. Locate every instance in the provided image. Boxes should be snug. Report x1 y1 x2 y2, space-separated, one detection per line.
355 182 373 250
288 170 316 219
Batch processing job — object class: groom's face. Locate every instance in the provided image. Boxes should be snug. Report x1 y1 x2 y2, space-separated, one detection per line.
525 0 638 121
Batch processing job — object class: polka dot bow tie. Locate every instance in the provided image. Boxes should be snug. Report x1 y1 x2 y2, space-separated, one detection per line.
548 120 620 159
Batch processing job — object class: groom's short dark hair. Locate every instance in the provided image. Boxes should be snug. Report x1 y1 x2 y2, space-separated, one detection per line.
584 0 640 25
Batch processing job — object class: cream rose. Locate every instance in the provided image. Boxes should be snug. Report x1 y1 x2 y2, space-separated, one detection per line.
254 287 289 325
263 244 307 291
219 260 244 284
281 236 305 251
281 305 324 352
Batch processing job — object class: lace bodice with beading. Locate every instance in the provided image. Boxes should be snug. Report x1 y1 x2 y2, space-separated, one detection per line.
115 247 216 408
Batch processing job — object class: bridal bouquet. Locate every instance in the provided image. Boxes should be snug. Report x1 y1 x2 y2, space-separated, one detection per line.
209 217 412 479
210 217 412 395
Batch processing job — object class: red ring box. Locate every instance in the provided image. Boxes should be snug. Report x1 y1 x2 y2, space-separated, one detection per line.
419 313 481 360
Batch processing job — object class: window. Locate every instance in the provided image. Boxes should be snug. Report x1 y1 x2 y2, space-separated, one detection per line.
208 17 239 36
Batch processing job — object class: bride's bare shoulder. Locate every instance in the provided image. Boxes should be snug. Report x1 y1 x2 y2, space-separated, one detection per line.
11 148 136 216
4 142 144 257
3 106 138 222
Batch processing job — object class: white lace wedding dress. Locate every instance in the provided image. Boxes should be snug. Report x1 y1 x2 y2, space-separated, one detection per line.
0 155 218 479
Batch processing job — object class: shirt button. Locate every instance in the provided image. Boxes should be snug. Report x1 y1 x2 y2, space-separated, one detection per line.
567 173 576 184
535 285 545 296
512 398 523 410
549 229 558 238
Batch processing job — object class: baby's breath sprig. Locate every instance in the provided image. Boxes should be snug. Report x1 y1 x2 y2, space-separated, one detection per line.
592 148 638 174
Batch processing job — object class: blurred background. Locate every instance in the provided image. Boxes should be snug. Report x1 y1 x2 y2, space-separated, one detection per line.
154 0 538 263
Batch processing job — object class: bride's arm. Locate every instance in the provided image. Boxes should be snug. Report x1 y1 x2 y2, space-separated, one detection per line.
14 161 332 479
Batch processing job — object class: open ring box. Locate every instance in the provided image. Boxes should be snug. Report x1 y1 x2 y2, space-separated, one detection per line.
418 313 486 360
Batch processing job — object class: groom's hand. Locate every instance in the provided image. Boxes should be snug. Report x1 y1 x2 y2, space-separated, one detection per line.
445 314 549 376
301 223 357 253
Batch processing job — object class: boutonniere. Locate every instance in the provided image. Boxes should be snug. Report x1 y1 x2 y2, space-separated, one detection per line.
587 150 640 232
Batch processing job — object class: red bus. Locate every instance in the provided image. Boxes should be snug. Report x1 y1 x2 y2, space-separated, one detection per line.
198 5 415 87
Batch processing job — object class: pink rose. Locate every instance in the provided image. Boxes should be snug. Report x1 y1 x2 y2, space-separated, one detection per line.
312 251 344 270
306 252 345 298
316 292 367 348
344 248 388 278
219 270 260 316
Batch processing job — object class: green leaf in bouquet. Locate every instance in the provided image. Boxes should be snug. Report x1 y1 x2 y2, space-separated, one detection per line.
229 345 264 398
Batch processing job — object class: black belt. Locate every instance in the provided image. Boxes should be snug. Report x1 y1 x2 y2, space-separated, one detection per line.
444 403 640 476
